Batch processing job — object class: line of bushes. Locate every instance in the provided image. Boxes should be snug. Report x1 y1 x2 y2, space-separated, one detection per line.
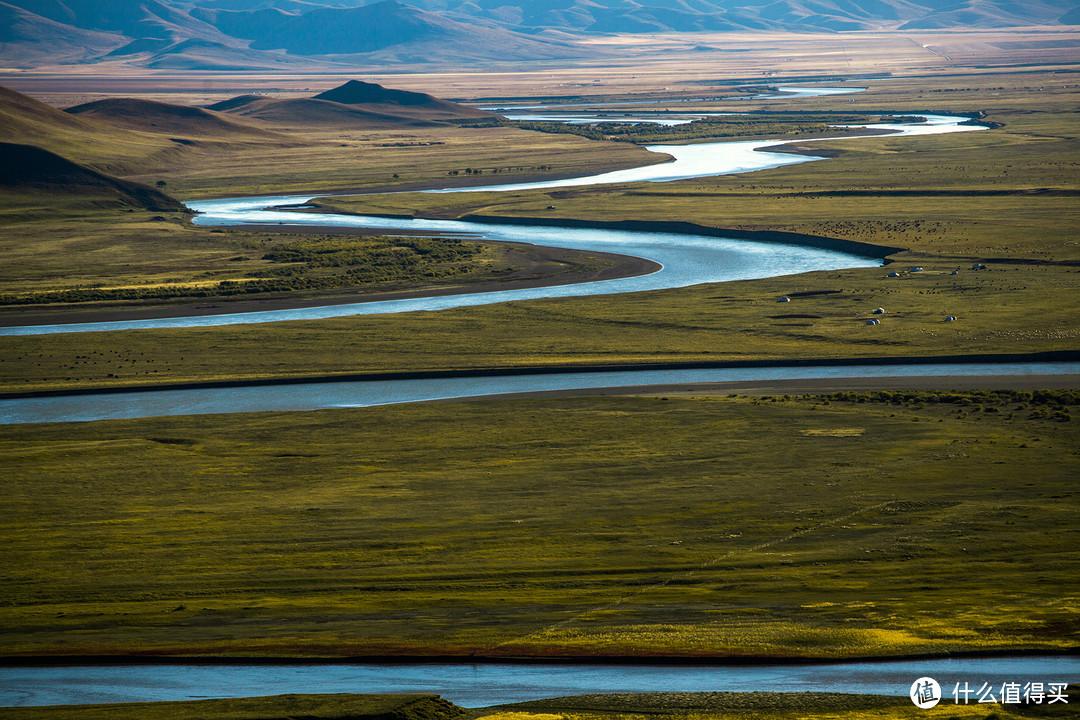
0 237 488 306
463 113 927 145
812 389 1076 421
817 389 1078 406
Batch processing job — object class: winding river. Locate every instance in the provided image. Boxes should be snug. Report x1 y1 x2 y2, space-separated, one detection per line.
3 360 1078 425
1 114 982 337
3 656 1077 708
6 101 1071 707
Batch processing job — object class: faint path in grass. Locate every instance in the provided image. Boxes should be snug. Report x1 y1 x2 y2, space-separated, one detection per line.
491 500 897 651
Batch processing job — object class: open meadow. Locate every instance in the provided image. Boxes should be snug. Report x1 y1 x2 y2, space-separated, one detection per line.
0 31 1077 715
2 68 1077 393
1 688 1079 720
1 391 1078 658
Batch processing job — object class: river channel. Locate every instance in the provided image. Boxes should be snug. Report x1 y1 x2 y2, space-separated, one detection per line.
7 97 1067 708
2 656 1077 707
1 114 982 336
3 361 1078 425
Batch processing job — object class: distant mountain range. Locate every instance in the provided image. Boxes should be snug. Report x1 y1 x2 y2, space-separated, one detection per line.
1 0 1077 68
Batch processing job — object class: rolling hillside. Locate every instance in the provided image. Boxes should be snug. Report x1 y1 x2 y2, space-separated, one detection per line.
209 80 497 127
0 85 166 172
64 97 283 137
311 79 495 120
0 142 186 212
0 85 281 175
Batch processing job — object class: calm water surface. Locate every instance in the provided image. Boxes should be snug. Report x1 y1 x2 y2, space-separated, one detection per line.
3 92 1064 710
1 656 1076 707
3 362 1077 425
0 114 981 336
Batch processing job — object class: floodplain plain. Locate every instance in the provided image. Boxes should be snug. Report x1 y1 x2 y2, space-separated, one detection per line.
0 29 1078 718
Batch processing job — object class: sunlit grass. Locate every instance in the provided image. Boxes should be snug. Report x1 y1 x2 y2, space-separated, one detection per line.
2 393 1076 658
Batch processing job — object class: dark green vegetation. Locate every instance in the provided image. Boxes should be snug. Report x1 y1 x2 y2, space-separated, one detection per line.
0 233 488 306
6 689 1079 720
1 393 1077 658
486 113 925 145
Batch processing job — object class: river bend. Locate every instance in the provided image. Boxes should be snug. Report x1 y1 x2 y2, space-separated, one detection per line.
0 115 982 336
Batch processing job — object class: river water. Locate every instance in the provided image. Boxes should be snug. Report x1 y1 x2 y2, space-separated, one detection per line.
3 361 1078 425
0 114 983 337
1 656 1076 707
4 96 1054 708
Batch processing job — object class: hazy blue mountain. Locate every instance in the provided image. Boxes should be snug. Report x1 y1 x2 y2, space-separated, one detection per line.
195 0 588 60
2 0 1077 68
0 2 128 64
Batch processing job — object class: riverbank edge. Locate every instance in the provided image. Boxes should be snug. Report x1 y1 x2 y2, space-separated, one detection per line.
1 646 1077 667
0 233 661 328
459 214 905 259
2 350 1077 401
308 207 906 260
0 204 901 328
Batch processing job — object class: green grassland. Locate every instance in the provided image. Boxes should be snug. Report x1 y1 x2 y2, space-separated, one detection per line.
1 68 1077 673
0 205 633 317
0 87 664 199
148 124 667 200
2 72 1076 393
1 392 1077 658
2 257 1075 394
321 78 1078 263
4 689 1079 720
0 693 463 720
487 112 921 145
485 689 1080 720
0 218 494 306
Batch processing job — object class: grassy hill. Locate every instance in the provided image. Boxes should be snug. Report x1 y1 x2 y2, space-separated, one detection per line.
0 142 185 213
64 96 282 138
207 95 459 128
312 79 495 121
0 85 208 176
